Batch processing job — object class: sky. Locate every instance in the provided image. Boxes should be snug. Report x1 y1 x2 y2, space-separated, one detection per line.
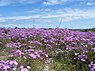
0 0 95 29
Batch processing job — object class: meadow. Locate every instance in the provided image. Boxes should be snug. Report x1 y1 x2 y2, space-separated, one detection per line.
0 28 95 71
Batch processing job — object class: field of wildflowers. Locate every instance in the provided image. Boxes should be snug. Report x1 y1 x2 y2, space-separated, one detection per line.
0 28 95 71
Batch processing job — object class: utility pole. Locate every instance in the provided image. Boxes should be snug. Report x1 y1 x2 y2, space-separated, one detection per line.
58 17 62 28
33 17 35 28
70 21 72 29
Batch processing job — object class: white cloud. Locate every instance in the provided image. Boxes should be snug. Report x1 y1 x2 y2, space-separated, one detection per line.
26 8 64 17
43 0 95 6
0 0 13 6
87 2 95 6
0 23 18 27
43 0 59 5
0 0 40 6
0 8 95 22
26 9 52 14
43 0 69 5
18 0 41 4
0 19 6 22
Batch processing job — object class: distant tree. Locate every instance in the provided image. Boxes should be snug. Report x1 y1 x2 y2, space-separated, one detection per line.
15 27 19 29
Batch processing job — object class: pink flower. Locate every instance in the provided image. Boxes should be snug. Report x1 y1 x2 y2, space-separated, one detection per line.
13 60 18 65
21 68 28 71
15 50 24 56
28 53 36 59
92 48 95 52
20 66 28 71
36 54 40 58
45 54 48 58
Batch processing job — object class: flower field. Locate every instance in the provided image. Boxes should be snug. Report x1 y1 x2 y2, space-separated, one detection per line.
0 28 95 71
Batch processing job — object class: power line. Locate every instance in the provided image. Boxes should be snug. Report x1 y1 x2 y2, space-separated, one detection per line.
57 17 62 28
33 17 35 28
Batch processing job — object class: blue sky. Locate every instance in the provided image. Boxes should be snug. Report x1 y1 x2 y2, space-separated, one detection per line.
0 0 95 29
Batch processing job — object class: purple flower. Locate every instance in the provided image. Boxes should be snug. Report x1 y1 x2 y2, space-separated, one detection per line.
20 65 30 71
0 60 18 70
92 48 95 52
89 62 95 71
6 42 17 48
28 53 36 59
14 50 24 56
